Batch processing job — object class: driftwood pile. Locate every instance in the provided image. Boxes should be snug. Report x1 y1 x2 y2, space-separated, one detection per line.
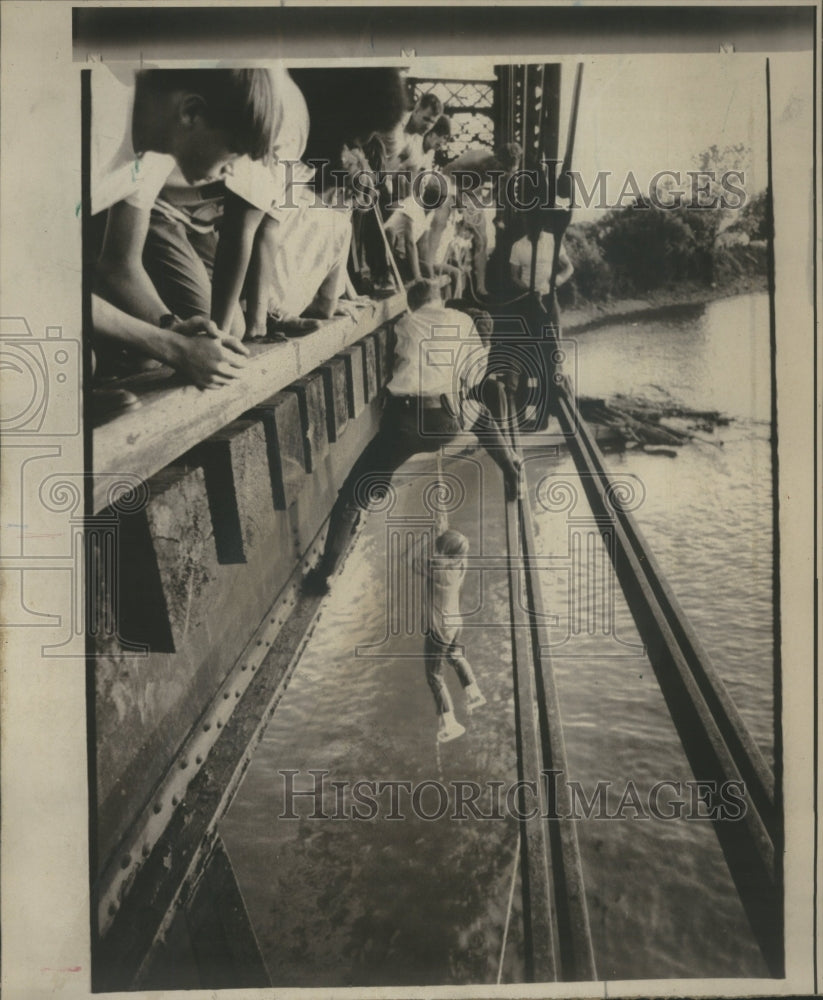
577 390 730 457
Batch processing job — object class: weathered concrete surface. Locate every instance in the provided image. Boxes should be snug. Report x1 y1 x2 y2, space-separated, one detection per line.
320 356 349 443
361 335 378 402
94 463 223 868
373 325 393 389
248 392 307 511
94 323 396 874
336 343 366 419
285 370 329 474
93 293 405 512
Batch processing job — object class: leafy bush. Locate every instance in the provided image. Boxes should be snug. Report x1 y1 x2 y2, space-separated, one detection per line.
562 223 614 304
598 199 711 290
562 192 766 304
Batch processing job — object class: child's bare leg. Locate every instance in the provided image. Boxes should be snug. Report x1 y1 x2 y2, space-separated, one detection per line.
426 634 466 741
425 634 454 716
447 649 477 690
472 230 489 296
244 217 276 340
246 218 320 339
447 641 486 711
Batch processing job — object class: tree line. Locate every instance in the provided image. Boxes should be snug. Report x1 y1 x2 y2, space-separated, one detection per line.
559 188 768 307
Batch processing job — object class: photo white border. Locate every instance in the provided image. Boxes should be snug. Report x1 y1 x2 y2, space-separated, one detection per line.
0 2 819 998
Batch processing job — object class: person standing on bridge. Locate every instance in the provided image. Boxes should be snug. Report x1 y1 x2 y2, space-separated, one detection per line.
303 278 523 596
508 215 575 309
392 92 444 174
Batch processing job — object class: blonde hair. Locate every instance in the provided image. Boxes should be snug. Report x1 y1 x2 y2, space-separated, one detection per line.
435 529 469 557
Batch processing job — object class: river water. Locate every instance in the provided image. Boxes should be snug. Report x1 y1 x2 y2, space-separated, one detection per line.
220 291 775 985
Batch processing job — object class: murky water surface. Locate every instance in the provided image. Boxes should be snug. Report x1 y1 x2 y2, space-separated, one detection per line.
221 293 775 984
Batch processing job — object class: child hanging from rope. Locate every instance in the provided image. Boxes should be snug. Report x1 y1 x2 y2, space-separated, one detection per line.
413 528 486 743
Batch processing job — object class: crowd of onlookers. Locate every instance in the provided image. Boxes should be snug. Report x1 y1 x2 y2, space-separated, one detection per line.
89 63 579 745
89 64 569 406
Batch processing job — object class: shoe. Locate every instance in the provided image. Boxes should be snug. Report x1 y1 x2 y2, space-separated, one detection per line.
465 684 486 712
437 714 466 743
302 568 330 596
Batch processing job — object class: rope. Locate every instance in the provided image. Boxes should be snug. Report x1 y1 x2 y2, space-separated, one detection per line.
434 448 449 536
434 734 445 785
496 833 521 984
460 275 534 311
432 448 448 781
372 202 406 295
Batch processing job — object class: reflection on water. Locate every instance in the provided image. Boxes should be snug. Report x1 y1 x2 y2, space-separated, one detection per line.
220 293 775 984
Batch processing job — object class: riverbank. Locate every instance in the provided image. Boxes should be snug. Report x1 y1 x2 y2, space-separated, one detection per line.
562 272 767 333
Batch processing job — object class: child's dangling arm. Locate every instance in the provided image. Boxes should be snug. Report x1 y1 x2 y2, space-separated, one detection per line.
404 531 433 578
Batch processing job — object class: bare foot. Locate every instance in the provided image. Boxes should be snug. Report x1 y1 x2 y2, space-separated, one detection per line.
334 299 374 320
246 326 287 344
267 315 321 338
